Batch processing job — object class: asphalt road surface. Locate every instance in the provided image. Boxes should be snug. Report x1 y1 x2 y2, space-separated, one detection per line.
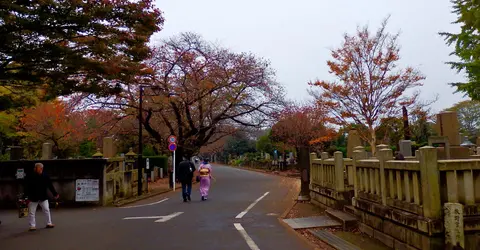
0 165 312 250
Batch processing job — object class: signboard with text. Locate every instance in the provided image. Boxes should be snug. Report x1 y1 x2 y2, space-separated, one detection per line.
75 179 100 202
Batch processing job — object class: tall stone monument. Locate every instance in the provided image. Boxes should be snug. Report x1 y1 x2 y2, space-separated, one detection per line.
347 130 362 158
41 142 53 160
102 137 117 158
432 111 469 159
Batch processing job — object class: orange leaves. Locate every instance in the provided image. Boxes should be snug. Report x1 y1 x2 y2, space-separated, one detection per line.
311 18 425 151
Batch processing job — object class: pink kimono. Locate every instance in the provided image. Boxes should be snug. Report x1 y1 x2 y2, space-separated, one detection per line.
198 163 212 200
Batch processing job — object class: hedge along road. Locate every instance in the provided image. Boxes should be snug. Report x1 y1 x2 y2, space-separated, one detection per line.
0 165 311 250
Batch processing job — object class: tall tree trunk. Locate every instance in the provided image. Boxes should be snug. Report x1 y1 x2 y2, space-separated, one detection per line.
370 128 377 156
297 146 311 200
402 106 411 140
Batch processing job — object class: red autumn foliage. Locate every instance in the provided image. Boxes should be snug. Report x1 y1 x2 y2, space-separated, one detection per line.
271 104 336 150
19 99 86 157
310 18 425 154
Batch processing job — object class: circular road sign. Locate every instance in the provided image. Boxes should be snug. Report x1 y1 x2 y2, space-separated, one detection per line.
168 135 177 144
168 143 177 152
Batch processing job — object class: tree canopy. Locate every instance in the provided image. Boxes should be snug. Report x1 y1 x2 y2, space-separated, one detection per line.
441 0 480 100
0 0 163 99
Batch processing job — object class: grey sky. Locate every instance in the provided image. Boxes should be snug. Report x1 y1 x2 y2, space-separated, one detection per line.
153 0 466 112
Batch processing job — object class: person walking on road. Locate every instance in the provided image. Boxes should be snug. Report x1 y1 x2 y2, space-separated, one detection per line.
25 163 59 231
199 159 213 201
177 157 196 202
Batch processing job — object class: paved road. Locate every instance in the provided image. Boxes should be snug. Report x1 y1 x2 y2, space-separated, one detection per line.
0 165 311 250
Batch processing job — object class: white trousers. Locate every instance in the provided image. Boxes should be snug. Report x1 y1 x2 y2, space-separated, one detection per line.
28 200 52 227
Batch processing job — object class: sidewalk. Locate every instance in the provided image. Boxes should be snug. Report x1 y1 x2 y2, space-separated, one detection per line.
224 164 301 179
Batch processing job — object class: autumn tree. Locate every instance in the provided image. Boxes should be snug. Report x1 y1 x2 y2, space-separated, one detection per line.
440 0 480 100
271 103 335 199
94 32 284 163
19 100 87 158
310 18 425 154
447 100 480 138
0 0 163 100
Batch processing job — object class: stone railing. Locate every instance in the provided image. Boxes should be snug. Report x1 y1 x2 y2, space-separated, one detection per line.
310 151 355 209
309 146 480 249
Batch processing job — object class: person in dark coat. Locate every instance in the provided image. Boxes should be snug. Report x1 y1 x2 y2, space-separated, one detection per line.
176 157 196 202
25 163 59 231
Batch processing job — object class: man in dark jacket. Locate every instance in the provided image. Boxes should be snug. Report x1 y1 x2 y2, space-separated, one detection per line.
176 158 196 202
25 163 59 231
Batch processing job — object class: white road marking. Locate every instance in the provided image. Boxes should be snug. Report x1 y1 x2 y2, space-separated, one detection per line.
235 192 270 219
154 212 184 222
234 223 261 250
120 198 169 209
123 216 163 220
123 212 183 222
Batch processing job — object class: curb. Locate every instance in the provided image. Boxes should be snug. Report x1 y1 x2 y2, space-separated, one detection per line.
115 181 200 207
277 200 319 250
225 165 301 179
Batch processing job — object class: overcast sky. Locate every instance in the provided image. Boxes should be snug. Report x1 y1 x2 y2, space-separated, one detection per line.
153 0 467 112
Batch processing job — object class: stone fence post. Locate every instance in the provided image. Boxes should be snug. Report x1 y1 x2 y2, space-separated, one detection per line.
353 147 367 198
334 151 345 192
419 146 442 219
378 149 393 206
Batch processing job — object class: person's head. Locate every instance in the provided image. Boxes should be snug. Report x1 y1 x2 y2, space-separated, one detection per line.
34 163 44 175
202 158 209 164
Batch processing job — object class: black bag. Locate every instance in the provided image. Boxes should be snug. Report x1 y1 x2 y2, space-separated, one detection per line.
196 176 200 182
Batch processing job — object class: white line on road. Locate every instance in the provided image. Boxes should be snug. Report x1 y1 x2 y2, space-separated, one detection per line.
120 198 169 209
123 216 163 220
234 223 260 250
235 192 270 219
154 212 183 223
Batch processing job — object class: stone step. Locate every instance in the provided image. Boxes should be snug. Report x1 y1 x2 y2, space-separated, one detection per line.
282 216 342 229
343 205 356 216
308 229 361 250
326 209 358 231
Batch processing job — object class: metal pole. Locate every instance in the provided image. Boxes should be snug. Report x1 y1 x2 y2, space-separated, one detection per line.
173 150 176 191
137 86 143 196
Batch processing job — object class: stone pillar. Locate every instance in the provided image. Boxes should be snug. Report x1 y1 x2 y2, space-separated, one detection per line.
419 146 442 218
444 203 464 249
353 148 367 198
103 137 116 158
399 140 412 157
347 130 362 158
378 149 393 206
334 151 345 192
41 143 53 160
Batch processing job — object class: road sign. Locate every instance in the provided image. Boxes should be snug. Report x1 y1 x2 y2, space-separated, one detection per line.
168 135 177 144
168 143 177 152
146 158 150 170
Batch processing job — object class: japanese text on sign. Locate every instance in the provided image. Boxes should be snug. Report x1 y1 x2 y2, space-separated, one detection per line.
75 179 99 202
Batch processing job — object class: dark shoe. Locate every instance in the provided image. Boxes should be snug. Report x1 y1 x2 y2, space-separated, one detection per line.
187 195 191 201
46 224 55 229
183 199 187 202
29 227 36 231
201 196 205 201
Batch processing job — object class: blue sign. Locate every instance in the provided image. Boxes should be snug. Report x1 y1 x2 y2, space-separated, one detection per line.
168 143 177 152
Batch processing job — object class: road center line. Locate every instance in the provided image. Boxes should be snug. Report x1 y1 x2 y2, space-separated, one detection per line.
235 192 269 219
234 223 261 250
120 198 169 209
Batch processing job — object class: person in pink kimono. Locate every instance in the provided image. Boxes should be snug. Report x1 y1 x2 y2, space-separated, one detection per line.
198 159 213 201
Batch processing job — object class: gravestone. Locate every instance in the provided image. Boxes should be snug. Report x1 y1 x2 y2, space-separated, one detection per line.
399 140 412 157
265 153 270 160
41 142 53 160
433 111 469 159
102 137 116 158
347 130 362 158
